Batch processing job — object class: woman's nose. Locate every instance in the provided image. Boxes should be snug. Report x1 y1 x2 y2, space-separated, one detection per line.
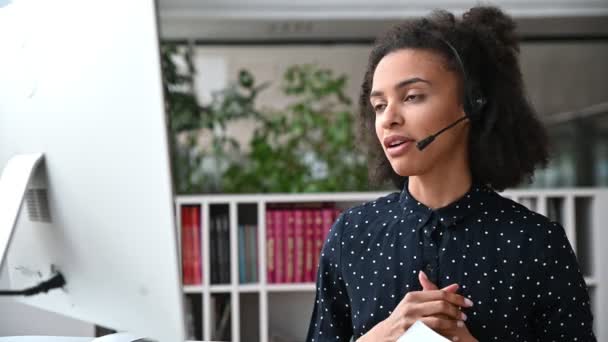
381 102 404 128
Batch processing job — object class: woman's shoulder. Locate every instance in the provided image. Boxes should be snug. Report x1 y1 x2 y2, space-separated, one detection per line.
490 192 551 221
341 191 401 216
335 191 402 227
489 191 567 240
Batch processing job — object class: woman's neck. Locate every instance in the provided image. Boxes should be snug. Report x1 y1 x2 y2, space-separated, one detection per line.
408 157 472 210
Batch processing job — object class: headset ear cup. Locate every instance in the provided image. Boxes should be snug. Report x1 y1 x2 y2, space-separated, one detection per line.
467 86 486 120
475 97 487 111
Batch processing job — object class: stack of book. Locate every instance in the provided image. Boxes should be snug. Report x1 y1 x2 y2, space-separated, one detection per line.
180 203 342 286
181 205 202 285
238 224 259 283
266 204 341 284
210 214 231 284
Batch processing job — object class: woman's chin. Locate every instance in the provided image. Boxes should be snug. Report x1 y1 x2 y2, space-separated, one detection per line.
389 159 421 177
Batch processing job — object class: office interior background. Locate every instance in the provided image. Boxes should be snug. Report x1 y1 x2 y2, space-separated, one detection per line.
1 0 607 341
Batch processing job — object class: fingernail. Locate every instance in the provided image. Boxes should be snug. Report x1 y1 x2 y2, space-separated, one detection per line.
453 336 460 341
457 321 464 328
420 270 427 279
461 312 468 321
465 298 474 307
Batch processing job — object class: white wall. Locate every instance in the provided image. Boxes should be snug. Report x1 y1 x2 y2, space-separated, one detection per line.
192 42 608 115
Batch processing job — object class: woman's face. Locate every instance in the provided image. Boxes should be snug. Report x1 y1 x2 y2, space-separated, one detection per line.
371 48 469 177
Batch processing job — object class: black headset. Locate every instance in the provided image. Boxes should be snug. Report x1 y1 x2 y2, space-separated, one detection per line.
415 36 488 151
439 37 487 120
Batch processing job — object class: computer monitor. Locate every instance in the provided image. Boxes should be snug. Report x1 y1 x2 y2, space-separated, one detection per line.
0 0 185 341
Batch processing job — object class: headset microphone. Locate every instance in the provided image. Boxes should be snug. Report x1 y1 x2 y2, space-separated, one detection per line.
416 115 469 151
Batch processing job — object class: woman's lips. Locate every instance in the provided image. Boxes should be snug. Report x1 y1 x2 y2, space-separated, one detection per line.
386 140 413 157
384 135 415 157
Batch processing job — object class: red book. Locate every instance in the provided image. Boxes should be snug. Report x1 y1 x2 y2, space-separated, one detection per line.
313 208 324 282
191 206 202 285
293 209 305 283
273 208 285 283
304 209 315 283
284 208 295 283
266 209 275 283
181 206 192 285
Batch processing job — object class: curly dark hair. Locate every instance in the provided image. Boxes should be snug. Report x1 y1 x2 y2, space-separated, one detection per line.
358 6 549 192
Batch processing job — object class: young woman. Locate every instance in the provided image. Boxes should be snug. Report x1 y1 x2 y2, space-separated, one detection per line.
306 6 596 342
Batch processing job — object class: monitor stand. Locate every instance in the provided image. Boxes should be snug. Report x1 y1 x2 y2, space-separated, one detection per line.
0 153 45 269
92 332 154 342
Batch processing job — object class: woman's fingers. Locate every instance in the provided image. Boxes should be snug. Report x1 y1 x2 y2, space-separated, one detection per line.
419 271 438 290
415 300 467 321
441 283 459 293
402 289 474 308
418 272 460 293
419 315 465 332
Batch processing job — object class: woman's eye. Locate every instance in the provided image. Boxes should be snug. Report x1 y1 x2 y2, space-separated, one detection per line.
404 94 424 102
374 104 386 113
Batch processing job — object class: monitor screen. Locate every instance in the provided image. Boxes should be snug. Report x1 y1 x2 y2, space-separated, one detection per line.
0 1 185 340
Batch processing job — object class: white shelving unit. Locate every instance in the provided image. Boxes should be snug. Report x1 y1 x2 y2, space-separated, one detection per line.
175 188 608 342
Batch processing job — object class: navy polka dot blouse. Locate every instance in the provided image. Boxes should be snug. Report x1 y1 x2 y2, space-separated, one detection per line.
306 180 596 341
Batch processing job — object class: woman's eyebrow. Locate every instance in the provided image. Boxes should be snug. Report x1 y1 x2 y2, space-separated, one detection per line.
370 77 431 98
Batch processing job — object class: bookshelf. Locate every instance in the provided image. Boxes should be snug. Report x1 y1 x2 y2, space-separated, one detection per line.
175 188 608 342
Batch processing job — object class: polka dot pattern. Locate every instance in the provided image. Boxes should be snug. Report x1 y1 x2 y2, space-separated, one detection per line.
306 181 596 341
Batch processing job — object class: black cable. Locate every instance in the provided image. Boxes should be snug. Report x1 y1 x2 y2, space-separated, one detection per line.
0 272 66 296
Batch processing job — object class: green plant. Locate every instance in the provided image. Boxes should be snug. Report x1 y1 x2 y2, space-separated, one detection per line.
222 65 368 192
161 43 369 194
161 43 266 193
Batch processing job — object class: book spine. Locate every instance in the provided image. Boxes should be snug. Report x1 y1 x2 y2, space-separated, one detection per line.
215 216 222 284
192 206 202 285
313 208 323 282
239 224 246 284
216 216 223 284
188 206 196 285
222 215 230 283
252 224 258 282
304 208 315 283
211 216 218 284
285 208 295 283
217 216 226 284
246 224 258 283
294 209 305 283
274 209 284 283
181 205 191 285
266 209 275 284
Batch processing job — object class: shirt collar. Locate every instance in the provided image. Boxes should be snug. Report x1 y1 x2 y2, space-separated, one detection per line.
398 178 491 229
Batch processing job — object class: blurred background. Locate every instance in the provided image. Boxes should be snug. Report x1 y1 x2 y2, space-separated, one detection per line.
159 0 608 194
1 0 606 341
